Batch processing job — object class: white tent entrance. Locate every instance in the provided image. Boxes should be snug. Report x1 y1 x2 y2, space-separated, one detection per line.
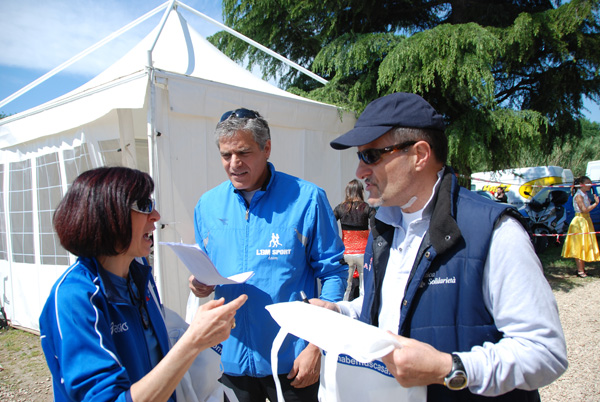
0 3 357 331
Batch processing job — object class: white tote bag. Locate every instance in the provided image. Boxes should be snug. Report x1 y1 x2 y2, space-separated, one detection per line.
163 307 228 402
151 287 238 402
266 302 426 402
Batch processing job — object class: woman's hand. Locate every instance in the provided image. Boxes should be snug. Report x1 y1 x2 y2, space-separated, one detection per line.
130 295 247 402
188 275 216 298
186 295 247 349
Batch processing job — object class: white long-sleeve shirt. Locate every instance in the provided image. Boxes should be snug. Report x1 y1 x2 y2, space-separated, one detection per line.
339 190 567 396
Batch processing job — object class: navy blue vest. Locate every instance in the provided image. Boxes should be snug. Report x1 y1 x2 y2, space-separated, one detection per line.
360 169 539 401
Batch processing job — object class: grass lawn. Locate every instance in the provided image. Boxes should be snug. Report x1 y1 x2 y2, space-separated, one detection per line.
537 237 600 291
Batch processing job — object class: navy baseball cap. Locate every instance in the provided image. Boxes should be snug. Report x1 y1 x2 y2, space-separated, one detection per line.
330 92 445 150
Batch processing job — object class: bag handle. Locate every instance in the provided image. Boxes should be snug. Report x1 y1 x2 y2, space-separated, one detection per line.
271 328 342 402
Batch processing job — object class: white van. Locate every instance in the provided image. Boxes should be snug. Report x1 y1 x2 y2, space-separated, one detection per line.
471 166 573 207
586 160 600 181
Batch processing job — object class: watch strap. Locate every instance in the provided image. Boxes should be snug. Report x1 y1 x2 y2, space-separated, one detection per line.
444 353 468 391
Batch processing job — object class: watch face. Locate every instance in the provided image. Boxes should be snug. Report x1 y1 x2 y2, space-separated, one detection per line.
447 371 468 390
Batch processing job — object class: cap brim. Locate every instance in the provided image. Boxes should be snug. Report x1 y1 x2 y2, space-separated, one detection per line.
330 125 393 150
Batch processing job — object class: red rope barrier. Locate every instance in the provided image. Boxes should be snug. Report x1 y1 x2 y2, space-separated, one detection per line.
531 231 600 237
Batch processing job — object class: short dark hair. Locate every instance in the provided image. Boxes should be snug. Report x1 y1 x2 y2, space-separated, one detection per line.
53 167 154 257
389 127 448 164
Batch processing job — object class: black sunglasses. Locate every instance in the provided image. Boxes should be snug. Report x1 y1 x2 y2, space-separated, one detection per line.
219 108 259 123
357 141 417 165
131 198 155 214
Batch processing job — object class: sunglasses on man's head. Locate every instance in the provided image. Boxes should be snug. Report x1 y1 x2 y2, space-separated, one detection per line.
357 141 417 165
219 108 259 123
131 198 155 214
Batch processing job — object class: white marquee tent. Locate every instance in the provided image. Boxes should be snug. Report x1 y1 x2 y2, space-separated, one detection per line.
0 3 357 331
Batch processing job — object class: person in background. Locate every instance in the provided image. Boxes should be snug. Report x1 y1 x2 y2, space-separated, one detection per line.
562 175 600 278
40 167 246 402
334 179 376 300
311 92 567 400
188 108 347 402
495 186 508 203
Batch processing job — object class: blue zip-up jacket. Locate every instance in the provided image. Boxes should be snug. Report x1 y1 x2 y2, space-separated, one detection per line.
360 168 539 401
194 163 347 377
39 257 174 402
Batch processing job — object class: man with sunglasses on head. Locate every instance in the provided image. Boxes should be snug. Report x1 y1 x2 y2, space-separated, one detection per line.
187 108 347 402
311 92 567 400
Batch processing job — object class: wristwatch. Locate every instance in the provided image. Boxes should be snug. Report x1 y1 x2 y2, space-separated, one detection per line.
444 353 468 390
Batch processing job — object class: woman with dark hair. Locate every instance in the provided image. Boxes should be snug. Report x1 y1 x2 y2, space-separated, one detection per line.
40 167 246 402
334 179 376 300
562 175 600 278
495 186 508 203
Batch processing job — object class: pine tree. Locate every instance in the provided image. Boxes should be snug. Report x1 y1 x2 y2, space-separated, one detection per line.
212 0 600 174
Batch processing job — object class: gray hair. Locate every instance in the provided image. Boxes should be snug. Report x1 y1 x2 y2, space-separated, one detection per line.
389 127 448 164
215 111 271 150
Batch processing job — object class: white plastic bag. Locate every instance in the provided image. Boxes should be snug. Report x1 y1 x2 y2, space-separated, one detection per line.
164 307 228 402
266 302 426 402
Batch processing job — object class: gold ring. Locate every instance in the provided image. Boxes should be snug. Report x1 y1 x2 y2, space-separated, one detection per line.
231 319 236 329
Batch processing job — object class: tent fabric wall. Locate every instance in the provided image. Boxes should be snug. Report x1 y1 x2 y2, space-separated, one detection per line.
152 72 356 314
0 113 129 330
0 8 357 331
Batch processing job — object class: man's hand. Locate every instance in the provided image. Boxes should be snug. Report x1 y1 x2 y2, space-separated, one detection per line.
306 298 341 313
287 343 321 388
188 275 215 298
381 332 453 388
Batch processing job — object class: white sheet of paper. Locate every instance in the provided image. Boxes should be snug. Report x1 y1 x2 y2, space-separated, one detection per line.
159 242 254 286
266 302 401 362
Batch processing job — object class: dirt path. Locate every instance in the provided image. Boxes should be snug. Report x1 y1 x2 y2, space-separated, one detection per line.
0 327 52 401
539 278 600 401
1 277 599 401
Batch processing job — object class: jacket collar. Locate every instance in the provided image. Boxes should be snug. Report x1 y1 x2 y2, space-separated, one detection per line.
80 256 151 304
427 166 462 254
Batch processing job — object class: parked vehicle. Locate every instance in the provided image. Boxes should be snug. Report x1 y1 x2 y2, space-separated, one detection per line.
586 160 600 182
475 190 499 202
519 186 570 253
471 165 573 208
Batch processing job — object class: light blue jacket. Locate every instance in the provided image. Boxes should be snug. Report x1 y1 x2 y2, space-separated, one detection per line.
39 257 173 402
194 163 347 377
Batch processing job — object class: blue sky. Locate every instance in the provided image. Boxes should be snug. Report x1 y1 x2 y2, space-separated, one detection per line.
0 0 224 116
1 0 599 122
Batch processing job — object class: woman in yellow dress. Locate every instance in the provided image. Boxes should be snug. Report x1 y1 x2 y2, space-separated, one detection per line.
562 176 600 277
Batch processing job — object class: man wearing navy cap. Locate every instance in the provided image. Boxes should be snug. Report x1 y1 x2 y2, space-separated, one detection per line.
317 92 567 400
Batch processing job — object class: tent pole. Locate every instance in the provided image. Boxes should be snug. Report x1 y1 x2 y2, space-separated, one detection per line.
146 61 164 298
150 0 178 54
0 3 168 110
146 0 177 302
176 1 329 85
